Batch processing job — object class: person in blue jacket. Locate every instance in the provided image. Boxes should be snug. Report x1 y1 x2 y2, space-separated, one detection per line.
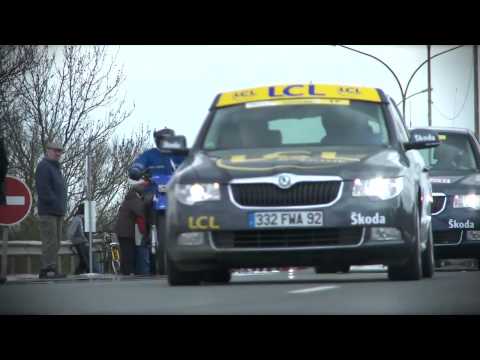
129 128 187 275
129 128 185 184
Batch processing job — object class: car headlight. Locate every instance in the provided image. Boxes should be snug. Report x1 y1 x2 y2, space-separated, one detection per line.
453 194 480 209
352 177 404 200
175 183 221 205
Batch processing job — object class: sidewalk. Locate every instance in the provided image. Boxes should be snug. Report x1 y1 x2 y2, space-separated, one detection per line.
1 273 162 284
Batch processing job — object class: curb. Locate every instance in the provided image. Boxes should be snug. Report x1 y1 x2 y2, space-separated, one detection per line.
2 273 166 284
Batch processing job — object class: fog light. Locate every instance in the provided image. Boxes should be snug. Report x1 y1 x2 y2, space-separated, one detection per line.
466 231 480 241
369 227 401 241
177 232 206 246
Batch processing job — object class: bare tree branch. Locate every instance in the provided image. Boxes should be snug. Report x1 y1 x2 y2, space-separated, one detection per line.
2 45 149 238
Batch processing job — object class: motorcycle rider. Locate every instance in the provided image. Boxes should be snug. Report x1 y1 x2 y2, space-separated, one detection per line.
129 128 187 274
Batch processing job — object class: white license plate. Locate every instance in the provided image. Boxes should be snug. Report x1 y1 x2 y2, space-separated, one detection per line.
248 211 323 228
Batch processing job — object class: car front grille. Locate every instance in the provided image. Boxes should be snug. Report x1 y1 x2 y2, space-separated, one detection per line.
433 230 462 245
212 228 363 249
230 181 341 207
432 194 447 215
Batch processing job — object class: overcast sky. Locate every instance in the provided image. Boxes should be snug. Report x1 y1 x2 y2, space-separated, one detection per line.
108 45 475 146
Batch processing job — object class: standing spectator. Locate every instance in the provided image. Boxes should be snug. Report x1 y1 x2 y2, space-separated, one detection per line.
35 142 67 279
0 137 7 206
67 203 91 274
114 183 147 276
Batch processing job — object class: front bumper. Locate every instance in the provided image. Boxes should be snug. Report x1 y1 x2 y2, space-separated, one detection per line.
431 227 480 258
166 183 419 270
168 239 412 270
431 196 480 257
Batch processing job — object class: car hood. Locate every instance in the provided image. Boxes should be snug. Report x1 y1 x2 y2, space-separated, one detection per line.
429 170 480 194
176 146 407 183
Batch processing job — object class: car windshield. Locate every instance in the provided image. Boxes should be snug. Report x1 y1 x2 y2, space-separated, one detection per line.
202 101 389 150
419 133 479 171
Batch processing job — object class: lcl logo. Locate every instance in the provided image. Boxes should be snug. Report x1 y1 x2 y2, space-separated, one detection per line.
338 87 361 95
188 216 220 230
277 174 292 189
233 90 256 98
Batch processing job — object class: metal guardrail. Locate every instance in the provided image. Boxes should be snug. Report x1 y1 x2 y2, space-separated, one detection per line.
0 239 104 275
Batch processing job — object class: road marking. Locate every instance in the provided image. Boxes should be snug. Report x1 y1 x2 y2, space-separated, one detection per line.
233 272 273 276
6 196 25 206
289 285 339 294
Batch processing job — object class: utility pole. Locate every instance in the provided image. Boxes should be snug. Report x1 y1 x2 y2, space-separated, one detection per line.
427 45 432 126
474 45 479 140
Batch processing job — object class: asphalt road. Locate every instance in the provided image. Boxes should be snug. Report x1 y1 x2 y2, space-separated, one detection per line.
1 267 479 314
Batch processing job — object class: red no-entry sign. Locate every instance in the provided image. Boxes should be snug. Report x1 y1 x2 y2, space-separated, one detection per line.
0 176 32 226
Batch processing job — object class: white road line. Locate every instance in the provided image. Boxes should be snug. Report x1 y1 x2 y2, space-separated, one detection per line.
289 285 339 294
233 272 274 276
6 196 25 206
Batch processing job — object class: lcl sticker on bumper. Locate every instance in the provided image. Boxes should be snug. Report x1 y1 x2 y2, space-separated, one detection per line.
248 211 323 228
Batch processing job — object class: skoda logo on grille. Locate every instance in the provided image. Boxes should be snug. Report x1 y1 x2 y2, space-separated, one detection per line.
277 174 292 189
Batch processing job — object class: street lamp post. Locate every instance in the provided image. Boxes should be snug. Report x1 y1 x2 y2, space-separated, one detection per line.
427 45 432 126
403 45 463 123
396 88 432 127
474 45 479 140
396 88 432 106
336 45 464 125
336 45 405 112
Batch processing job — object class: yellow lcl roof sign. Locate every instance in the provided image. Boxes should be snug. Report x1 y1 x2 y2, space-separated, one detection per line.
216 84 382 107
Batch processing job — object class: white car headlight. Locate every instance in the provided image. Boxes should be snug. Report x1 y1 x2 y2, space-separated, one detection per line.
453 194 480 209
175 183 221 205
352 177 404 200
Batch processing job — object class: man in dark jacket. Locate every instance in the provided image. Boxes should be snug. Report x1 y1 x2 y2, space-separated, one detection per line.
35 142 68 279
0 137 7 206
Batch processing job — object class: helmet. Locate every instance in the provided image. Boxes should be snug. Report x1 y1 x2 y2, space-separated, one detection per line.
154 127 175 142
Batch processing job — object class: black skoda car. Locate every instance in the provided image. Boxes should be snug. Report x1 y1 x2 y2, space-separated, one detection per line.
416 127 480 269
165 84 439 285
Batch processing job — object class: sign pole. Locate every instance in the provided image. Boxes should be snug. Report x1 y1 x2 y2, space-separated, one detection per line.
1 226 7 278
87 143 93 274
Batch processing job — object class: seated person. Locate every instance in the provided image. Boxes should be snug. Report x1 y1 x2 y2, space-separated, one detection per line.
221 122 282 149
217 122 243 149
432 144 459 170
321 113 380 146
250 128 282 148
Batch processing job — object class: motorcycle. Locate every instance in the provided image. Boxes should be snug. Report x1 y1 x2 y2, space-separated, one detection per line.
143 139 188 275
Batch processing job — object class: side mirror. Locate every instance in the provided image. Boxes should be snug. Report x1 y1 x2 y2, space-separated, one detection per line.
159 135 187 149
159 135 189 156
404 129 440 150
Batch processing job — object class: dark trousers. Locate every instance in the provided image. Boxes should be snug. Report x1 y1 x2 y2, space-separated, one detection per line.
38 215 63 270
150 252 157 274
73 243 99 274
119 236 135 275
135 245 151 275
74 243 89 274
